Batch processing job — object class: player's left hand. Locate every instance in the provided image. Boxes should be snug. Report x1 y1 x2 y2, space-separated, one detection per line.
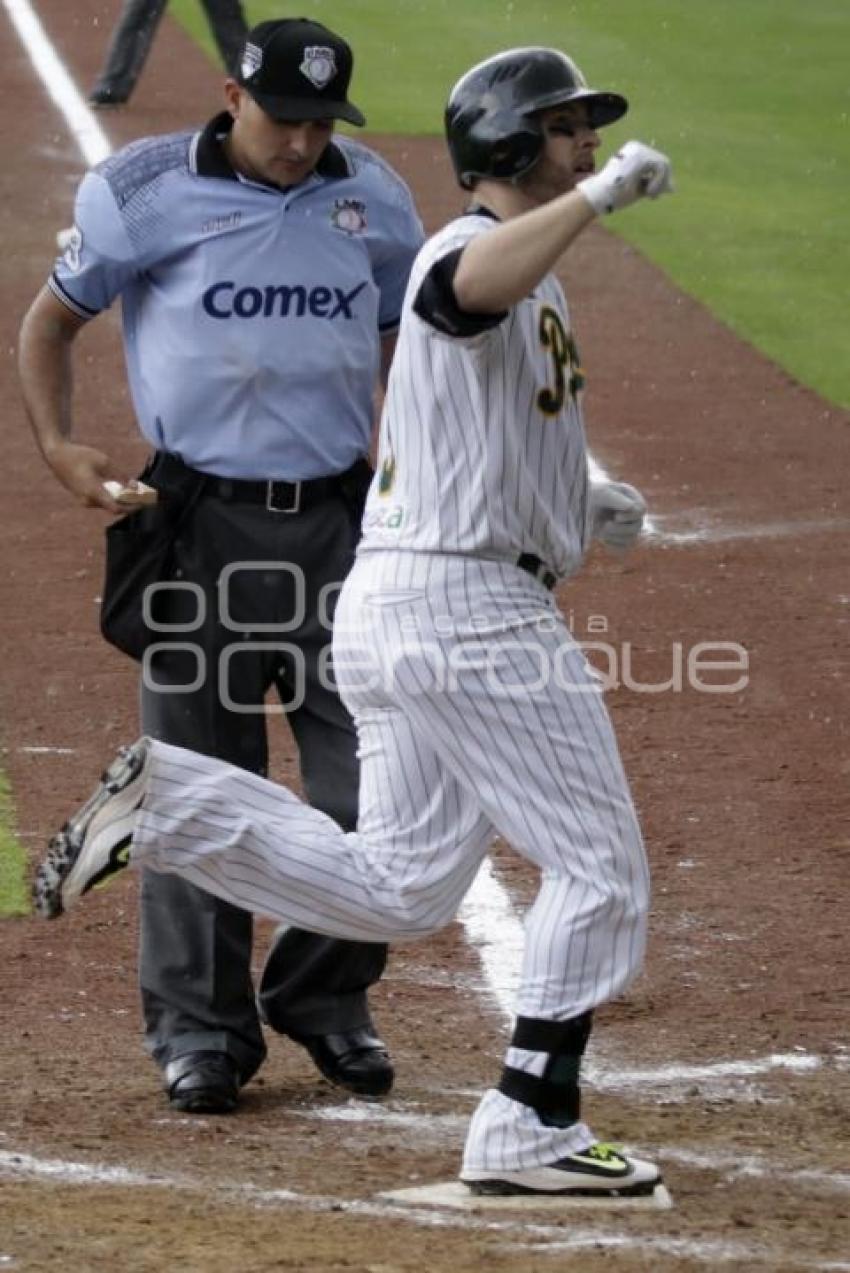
590 480 647 550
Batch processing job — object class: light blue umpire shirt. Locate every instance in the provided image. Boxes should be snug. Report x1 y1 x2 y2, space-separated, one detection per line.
49 112 424 481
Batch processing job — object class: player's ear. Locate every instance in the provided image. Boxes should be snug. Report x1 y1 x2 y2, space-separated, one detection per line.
223 79 243 120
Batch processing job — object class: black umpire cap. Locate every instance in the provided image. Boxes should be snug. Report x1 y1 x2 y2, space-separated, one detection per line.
236 18 366 127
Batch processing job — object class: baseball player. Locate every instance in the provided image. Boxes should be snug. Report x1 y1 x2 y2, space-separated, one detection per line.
36 47 672 1197
19 19 424 1113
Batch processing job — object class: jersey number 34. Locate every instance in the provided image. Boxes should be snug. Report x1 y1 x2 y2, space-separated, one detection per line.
537 305 584 416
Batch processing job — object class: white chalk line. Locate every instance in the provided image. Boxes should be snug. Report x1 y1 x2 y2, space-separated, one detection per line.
655 1145 850 1195
589 1050 823 1091
16 745 76 756
649 515 850 546
301 1102 464 1133
514 1233 850 1271
292 1100 850 1195
2 1148 845 1269
2 0 110 167
458 857 523 1023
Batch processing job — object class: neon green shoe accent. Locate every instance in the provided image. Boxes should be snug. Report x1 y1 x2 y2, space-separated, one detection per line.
570 1143 629 1172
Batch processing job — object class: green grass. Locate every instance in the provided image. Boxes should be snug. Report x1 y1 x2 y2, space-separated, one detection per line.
0 771 29 917
170 0 850 406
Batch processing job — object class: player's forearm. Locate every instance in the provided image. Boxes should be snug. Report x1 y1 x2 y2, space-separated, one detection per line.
452 190 596 313
17 289 80 461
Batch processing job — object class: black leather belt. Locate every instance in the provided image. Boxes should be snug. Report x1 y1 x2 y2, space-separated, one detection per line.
517 552 557 590
207 474 338 513
146 451 364 514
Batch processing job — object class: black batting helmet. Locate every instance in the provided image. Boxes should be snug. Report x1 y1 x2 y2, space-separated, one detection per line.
445 47 628 190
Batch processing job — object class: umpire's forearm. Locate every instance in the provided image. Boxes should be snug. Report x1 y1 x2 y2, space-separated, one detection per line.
17 286 83 461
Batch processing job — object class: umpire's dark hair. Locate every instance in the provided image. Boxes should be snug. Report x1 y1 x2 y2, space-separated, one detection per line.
445 47 628 190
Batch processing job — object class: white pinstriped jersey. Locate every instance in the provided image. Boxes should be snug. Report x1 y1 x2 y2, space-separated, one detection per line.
361 213 591 579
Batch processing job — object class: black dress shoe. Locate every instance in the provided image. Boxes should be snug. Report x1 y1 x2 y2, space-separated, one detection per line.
165 1051 240 1114
294 1028 394 1097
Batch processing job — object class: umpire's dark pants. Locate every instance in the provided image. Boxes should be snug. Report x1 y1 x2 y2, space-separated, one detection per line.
92 0 248 100
139 483 387 1084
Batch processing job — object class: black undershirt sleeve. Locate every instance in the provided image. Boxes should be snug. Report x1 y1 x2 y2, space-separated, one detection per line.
412 247 509 338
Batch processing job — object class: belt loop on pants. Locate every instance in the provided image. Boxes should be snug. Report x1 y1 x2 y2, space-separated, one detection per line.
517 552 557 591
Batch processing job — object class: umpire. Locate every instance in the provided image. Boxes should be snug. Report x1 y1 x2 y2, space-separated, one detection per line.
18 18 424 1112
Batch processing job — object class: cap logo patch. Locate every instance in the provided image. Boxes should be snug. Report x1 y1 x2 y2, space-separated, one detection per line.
240 41 262 80
300 45 337 90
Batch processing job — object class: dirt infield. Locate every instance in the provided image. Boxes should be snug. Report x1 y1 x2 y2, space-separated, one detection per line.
1 3 849 1270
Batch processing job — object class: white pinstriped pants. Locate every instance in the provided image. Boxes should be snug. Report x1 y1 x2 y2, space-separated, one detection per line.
135 551 650 1170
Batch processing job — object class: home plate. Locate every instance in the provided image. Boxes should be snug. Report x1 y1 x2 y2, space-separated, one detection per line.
378 1181 673 1211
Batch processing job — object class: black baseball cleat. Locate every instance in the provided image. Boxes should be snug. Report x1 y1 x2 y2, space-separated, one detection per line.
461 1142 661 1196
33 739 151 918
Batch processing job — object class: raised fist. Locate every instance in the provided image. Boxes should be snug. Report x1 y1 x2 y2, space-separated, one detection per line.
578 141 673 215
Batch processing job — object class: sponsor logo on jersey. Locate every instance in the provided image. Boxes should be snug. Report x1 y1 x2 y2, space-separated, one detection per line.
240 42 263 81
201 212 243 235
62 225 83 273
363 503 405 531
300 45 337 90
202 280 367 320
331 198 367 235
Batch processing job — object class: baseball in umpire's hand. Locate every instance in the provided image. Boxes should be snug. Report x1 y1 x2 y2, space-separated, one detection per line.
578 141 673 215
102 480 158 507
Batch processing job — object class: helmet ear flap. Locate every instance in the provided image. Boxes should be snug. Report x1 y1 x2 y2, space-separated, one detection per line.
454 105 545 189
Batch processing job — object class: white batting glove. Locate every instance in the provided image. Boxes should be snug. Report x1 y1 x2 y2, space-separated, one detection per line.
578 141 673 215
590 480 647 550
